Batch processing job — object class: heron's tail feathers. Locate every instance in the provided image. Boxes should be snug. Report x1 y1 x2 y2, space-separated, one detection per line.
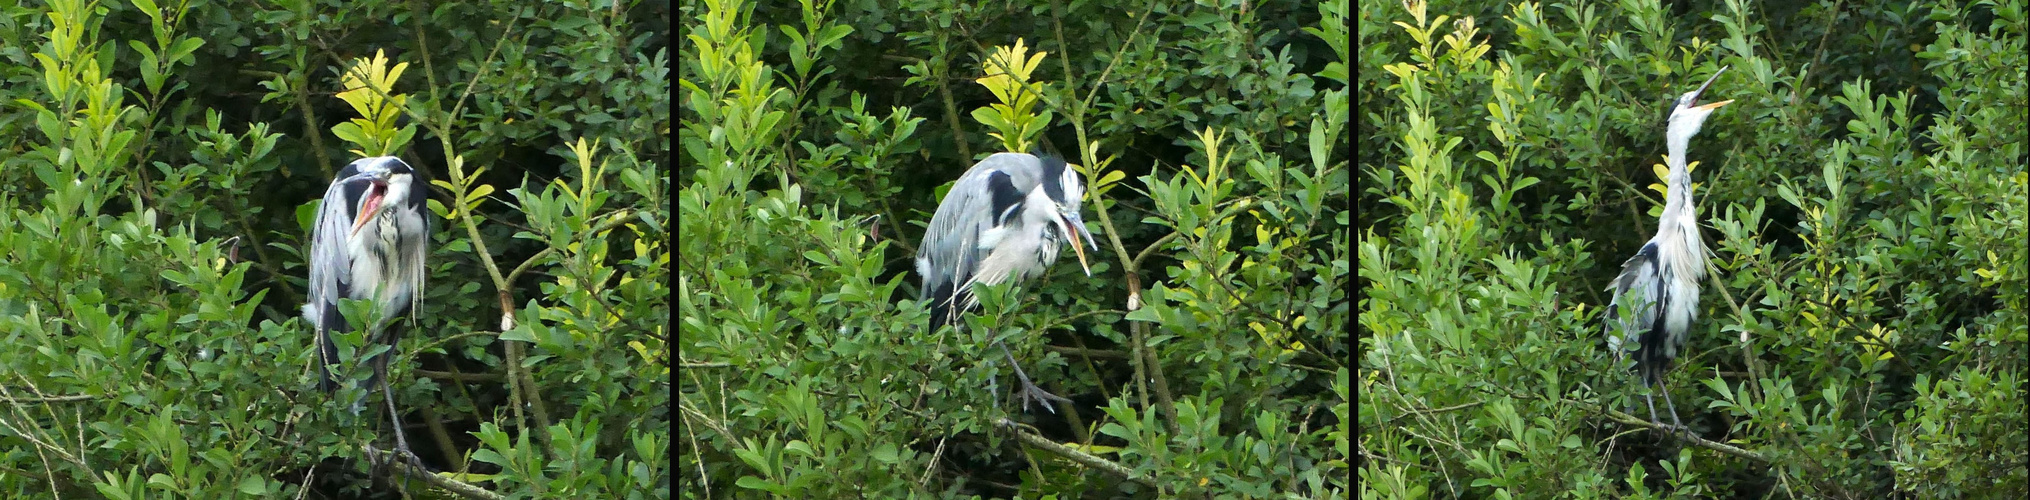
926 280 972 332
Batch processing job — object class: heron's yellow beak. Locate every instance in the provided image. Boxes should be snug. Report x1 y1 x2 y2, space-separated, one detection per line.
1695 99 1734 111
350 180 388 237
1067 223 1092 276
1056 212 1096 277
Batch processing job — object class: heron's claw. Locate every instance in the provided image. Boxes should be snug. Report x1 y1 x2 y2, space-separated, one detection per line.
1013 377 1072 414
378 375 428 472
996 341 1072 414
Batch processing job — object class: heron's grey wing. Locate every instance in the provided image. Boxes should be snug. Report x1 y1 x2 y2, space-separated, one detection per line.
304 179 359 390
918 154 1042 323
960 153 1045 246
917 172 980 302
305 182 358 330
1606 241 1662 370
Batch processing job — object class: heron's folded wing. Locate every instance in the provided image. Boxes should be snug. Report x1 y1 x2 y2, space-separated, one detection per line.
1606 241 1662 367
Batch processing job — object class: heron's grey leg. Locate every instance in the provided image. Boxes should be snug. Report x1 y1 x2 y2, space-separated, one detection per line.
996 341 1070 414
1660 385 1684 437
1642 390 1661 429
376 360 425 471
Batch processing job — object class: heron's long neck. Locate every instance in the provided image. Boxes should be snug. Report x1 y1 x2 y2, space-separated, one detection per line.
1663 134 1693 216
1660 130 1706 279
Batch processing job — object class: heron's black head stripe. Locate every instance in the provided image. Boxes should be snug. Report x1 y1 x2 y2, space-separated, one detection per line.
345 156 413 173
381 157 415 175
1036 155 1070 204
339 177 376 215
985 171 1026 226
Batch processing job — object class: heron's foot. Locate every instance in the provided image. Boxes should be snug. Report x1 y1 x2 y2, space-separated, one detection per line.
363 443 390 471
1013 377 1073 414
372 408 427 471
1648 420 1690 439
375 379 427 471
392 431 427 470
363 442 428 473
993 341 1071 414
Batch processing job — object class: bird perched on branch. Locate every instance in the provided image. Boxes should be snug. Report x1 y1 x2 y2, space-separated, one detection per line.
305 156 429 464
918 152 1098 414
1607 65 1733 436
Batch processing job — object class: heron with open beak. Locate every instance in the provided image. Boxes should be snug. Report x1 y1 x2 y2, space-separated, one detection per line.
917 152 1098 413
1607 65 1734 436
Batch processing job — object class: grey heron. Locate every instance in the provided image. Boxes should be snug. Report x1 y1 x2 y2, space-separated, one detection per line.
1607 65 1732 435
917 152 1098 414
305 156 429 464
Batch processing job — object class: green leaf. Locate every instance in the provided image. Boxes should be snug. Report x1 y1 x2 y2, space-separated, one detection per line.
804 250 834 266
236 476 268 495
465 183 497 204
471 449 506 467
970 107 1010 131
499 325 537 343
170 38 205 63
331 122 368 149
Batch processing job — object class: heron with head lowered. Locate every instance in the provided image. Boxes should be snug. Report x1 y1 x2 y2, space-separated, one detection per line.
917 152 1098 414
305 156 429 463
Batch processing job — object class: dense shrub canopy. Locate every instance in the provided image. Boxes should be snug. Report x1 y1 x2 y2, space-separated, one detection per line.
679 0 1351 497
1358 1 2026 497
0 0 669 497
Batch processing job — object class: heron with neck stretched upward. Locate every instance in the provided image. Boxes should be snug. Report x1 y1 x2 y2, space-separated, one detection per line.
1606 65 1732 435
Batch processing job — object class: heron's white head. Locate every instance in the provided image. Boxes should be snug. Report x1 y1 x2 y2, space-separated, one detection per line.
1664 66 1733 154
1036 157 1099 276
337 157 418 237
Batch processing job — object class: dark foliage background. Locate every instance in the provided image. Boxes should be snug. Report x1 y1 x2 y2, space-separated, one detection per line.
0 0 669 497
1358 0 2026 497
679 0 1350 497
